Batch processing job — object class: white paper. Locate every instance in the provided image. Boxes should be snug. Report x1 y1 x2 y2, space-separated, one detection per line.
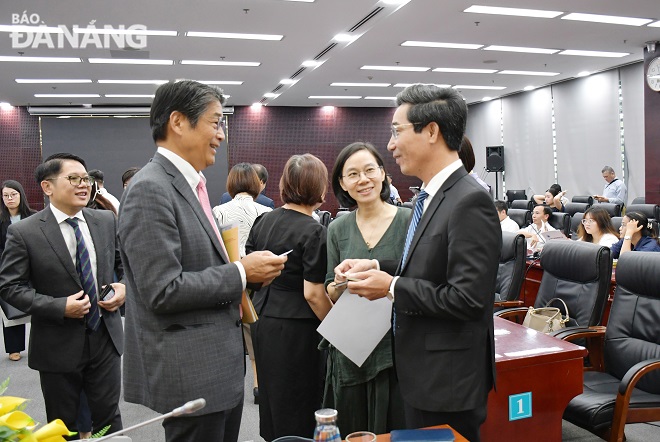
317 289 392 367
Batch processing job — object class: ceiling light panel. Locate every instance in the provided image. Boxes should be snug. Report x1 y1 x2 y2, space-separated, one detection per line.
401 41 483 49
483 45 559 54
15 79 91 83
98 80 168 84
72 28 177 36
433 68 497 73
0 56 81 63
105 94 155 98
559 50 629 58
561 13 653 27
197 80 244 85
497 70 560 76
464 5 563 18
185 31 283 40
361 65 430 72
309 95 362 99
364 96 396 100
649 21 660 27
394 83 452 88
331 82 390 87
453 85 506 90
34 94 100 98
180 60 260 66
89 58 173 65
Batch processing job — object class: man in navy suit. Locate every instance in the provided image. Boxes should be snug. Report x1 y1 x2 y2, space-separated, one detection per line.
335 85 501 442
219 163 275 208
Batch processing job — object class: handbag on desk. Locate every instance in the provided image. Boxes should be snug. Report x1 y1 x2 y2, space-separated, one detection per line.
522 297 570 333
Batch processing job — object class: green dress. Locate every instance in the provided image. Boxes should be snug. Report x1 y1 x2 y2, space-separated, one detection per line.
322 206 411 435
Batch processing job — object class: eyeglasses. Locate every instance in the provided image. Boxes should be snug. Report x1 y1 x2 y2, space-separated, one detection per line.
215 117 226 133
47 175 95 187
390 123 415 139
2 192 19 200
341 166 383 184
581 219 595 225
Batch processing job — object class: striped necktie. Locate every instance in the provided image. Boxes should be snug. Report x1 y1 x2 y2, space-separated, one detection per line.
65 218 100 332
401 190 429 267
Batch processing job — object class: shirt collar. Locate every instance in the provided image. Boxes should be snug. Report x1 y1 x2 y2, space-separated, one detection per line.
49 204 85 225
421 159 463 199
157 146 204 193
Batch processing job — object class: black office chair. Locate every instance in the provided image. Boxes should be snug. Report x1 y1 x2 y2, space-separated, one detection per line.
597 203 622 217
507 208 531 228
571 213 585 238
630 196 645 205
548 212 571 237
561 252 660 442
497 241 612 331
625 203 659 221
316 210 331 227
564 202 590 217
510 199 534 211
494 232 526 307
573 195 595 206
610 216 623 232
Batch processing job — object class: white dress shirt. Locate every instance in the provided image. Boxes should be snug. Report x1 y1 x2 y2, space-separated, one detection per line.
500 216 520 233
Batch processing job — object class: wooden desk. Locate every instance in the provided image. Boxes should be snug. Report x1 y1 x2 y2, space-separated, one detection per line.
375 425 468 442
521 259 616 324
481 317 588 441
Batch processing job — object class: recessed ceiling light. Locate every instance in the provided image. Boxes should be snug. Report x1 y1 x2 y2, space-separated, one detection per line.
561 13 653 27
464 5 562 18
361 65 430 72
15 79 92 83
302 60 324 67
523 86 536 91
484 45 559 54
251 103 263 109
0 102 14 109
89 58 173 65
56 116 71 118
321 106 335 111
280 79 299 85
73 28 177 36
185 31 283 40
280 0 315 2
331 82 391 87
263 93 280 98
0 25 63 33
197 80 244 85
498 70 560 76
180 60 260 66
105 94 156 98
98 79 168 84
453 85 506 90
649 21 660 27
333 33 359 43
394 83 452 88
433 67 497 73
401 41 483 50
364 96 397 100
34 94 101 98
576 71 591 77
0 56 81 63
308 95 362 99
482 96 493 102
559 50 629 58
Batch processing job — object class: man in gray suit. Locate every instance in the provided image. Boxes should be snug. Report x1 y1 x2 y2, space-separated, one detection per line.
0 153 125 436
118 80 286 442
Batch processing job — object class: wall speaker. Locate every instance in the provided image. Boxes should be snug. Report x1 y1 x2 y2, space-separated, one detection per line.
486 146 504 172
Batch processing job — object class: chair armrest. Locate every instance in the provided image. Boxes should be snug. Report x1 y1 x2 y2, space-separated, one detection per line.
552 326 607 371
494 307 529 324
493 300 525 308
552 326 606 340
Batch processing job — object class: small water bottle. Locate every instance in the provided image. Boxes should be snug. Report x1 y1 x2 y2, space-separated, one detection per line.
313 408 341 442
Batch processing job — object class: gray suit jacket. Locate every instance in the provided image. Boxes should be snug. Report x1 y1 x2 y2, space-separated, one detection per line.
118 152 244 415
392 167 501 413
0 207 124 372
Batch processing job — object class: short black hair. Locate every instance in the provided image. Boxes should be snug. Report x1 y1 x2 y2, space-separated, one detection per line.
494 200 508 213
252 164 269 184
35 153 87 183
88 169 104 183
150 80 226 143
331 142 390 208
396 84 467 151
122 167 141 187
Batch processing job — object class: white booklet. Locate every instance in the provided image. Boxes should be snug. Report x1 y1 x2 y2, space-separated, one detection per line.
317 290 393 367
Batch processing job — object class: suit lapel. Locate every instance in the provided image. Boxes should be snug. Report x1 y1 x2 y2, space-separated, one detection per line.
153 153 228 263
39 208 81 285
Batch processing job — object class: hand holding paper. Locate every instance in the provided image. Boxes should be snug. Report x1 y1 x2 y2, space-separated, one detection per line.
220 223 259 324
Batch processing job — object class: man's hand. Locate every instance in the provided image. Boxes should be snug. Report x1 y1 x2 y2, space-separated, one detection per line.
98 283 126 312
594 195 608 203
242 251 287 286
334 259 378 280
345 269 393 301
64 291 90 318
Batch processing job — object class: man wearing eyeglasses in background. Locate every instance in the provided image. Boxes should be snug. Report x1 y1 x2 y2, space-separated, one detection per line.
0 152 125 437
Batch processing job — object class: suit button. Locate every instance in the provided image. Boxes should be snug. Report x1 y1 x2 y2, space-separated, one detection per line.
236 320 241 327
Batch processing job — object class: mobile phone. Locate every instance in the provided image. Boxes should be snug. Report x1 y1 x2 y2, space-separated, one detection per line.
99 285 115 302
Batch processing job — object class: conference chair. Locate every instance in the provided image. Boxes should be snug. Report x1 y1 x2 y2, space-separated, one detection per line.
510 199 534 210
507 208 531 228
316 210 332 227
598 203 622 217
496 241 612 332
334 209 350 219
505 189 527 204
564 202 590 217
561 252 660 442
548 212 571 237
630 196 645 205
573 195 595 206
571 213 585 239
625 203 659 221
272 437 314 442
494 232 526 309
610 216 623 233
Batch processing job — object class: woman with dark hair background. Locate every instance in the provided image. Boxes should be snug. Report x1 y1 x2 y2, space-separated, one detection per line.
459 135 489 191
611 211 660 258
1 180 37 361
577 206 619 247
323 142 410 435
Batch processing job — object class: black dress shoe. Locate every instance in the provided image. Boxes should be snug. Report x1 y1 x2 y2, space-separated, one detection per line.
253 387 259 405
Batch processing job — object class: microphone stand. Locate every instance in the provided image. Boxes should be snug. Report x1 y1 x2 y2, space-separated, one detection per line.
90 398 206 441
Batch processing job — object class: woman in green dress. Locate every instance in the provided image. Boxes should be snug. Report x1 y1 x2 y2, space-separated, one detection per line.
323 142 411 435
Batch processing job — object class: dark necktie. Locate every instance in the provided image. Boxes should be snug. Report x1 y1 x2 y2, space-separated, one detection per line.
65 218 100 331
401 190 429 267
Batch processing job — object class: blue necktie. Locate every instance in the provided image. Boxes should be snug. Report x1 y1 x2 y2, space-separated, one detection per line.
65 218 100 331
401 190 429 267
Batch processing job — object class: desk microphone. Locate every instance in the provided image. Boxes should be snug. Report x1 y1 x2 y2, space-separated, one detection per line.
91 398 206 441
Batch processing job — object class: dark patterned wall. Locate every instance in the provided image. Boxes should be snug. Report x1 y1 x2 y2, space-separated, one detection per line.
0 107 43 210
228 106 420 215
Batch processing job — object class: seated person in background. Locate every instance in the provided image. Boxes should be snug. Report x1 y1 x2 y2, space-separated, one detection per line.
533 183 568 208
459 135 490 191
386 173 403 205
519 205 555 252
611 211 660 258
495 200 520 232
577 206 619 247
594 165 627 207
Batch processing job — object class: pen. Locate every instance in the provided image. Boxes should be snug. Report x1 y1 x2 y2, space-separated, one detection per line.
279 249 293 257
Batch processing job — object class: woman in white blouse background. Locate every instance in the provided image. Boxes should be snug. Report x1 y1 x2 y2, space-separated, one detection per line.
577 206 619 248
519 205 556 252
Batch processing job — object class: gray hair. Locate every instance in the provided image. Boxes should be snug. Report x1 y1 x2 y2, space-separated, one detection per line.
601 166 615 174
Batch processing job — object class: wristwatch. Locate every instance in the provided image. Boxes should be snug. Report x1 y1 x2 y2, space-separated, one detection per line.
624 236 632 241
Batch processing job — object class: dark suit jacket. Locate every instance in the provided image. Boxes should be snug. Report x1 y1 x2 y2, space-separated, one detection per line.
0 207 124 372
220 191 275 209
118 152 245 415
392 167 501 412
